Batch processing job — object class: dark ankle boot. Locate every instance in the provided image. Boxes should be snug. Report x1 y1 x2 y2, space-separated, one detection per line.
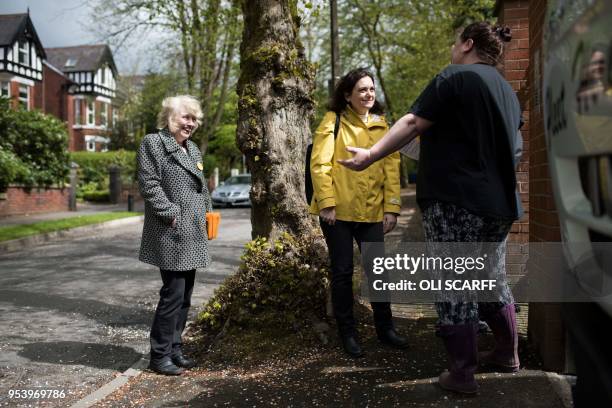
341 336 364 358
377 328 409 349
172 350 196 369
480 304 520 372
149 357 184 376
438 323 479 395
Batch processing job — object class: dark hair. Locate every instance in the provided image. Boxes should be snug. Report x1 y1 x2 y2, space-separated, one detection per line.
327 67 385 115
460 22 512 66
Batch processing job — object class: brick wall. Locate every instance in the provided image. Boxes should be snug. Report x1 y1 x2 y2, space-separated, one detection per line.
497 0 530 287
497 0 566 372
0 186 69 216
525 0 566 372
42 64 70 121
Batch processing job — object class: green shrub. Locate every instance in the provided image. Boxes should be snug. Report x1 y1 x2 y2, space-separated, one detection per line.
70 150 137 186
0 97 69 188
82 190 110 202
196 232 329 334
0 146 30 192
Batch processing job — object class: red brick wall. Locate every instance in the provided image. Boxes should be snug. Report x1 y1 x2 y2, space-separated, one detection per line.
497 0 530 278
497 0 566 373
0 186 69 216
42 64 70 121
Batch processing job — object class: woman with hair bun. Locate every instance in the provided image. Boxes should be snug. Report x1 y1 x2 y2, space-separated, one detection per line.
340 22 522 394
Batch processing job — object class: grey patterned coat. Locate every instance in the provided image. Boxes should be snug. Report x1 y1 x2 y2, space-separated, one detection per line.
137 128 212 271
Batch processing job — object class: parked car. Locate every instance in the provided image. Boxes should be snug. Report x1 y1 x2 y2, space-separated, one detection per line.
211 174 251 207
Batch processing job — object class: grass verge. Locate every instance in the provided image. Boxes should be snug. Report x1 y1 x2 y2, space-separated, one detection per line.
0 212 142 242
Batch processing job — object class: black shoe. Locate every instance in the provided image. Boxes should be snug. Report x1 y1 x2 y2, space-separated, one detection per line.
378 329 409 349
149 357 184 376
172 351 196 369
341 336 364 358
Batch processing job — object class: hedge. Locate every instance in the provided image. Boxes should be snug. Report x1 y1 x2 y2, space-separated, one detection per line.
0 97 70 191
70 150 137 186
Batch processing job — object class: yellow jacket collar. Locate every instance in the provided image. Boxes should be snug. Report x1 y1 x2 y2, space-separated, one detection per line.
344 105 386 129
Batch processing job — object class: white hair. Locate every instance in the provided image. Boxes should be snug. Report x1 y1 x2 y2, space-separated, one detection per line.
157 95 203 133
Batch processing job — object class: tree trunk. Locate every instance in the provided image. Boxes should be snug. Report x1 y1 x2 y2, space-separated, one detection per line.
237 0 316 240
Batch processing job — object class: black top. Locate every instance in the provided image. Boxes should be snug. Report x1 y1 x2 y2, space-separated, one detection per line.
410 63 523 220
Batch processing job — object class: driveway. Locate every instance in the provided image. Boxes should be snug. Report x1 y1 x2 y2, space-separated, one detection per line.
0 208 251 407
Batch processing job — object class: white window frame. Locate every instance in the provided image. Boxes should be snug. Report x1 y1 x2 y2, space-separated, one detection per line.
0 81 10 98
87 100 95 125
112 107 118 127
74 99 81 125
85 135 96 152
18 40 29 66
100 101 107 127
18 84 29 110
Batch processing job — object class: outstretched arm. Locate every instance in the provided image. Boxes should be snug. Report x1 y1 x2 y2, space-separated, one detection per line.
338 113 432 171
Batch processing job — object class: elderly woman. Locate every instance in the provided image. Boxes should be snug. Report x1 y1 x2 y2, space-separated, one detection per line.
137 95 212 376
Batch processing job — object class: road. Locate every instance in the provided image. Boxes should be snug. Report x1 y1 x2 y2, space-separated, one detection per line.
0 208 251 407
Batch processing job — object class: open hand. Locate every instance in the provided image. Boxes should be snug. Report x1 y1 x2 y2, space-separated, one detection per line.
383 213 397 234
319 207 336 225
337 146 373 171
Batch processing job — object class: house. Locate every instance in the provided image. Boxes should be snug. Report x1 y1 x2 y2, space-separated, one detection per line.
0 11 121 152
46 45 119 152
0 13 45 111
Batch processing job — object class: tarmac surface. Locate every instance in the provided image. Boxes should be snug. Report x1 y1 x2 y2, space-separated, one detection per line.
0 207 251 407
0 191 573 407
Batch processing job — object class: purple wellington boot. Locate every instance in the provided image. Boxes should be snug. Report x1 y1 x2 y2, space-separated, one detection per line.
480 304 520 372
438 323 479 395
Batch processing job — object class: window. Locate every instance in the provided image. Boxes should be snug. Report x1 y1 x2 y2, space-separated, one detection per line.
85 136 96 152
18 40 29 65
74 99 81 125
65 58 76 68
112 107 118 127
18 85 29 110
87 100 95 125
100 102 107 127
0 81 9 98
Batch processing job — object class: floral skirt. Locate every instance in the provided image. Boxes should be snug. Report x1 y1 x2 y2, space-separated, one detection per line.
421 201 515 325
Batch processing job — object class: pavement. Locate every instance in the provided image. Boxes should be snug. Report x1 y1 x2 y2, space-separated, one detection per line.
0 206 252 407
0 190 574 407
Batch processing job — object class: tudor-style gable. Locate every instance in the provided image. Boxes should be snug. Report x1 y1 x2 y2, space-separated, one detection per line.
0 13 45 83
45 45 117 98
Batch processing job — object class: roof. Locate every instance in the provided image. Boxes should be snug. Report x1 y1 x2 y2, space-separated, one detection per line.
43 60 75 83
45 44 118 75
0 13 46 59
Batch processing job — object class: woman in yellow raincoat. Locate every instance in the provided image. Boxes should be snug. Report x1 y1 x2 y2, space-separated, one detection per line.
309 67 408 357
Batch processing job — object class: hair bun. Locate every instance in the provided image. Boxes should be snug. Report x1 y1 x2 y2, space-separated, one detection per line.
495 26 512 42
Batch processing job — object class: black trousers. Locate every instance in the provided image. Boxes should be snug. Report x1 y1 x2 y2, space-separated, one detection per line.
150 269 196 360
320 219 393 337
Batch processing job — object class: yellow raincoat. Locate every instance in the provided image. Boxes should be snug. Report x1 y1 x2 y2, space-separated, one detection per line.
309 107 401 222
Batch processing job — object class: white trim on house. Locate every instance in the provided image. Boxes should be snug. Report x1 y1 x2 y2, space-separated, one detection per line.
6 76 35 87
0 80 10 98
96 96 111 104
73 124 107 131
18 84 29 110
87 99 95 125
84 135 110 152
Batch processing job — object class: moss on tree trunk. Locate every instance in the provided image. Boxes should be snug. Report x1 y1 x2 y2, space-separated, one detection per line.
236 0 316 240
